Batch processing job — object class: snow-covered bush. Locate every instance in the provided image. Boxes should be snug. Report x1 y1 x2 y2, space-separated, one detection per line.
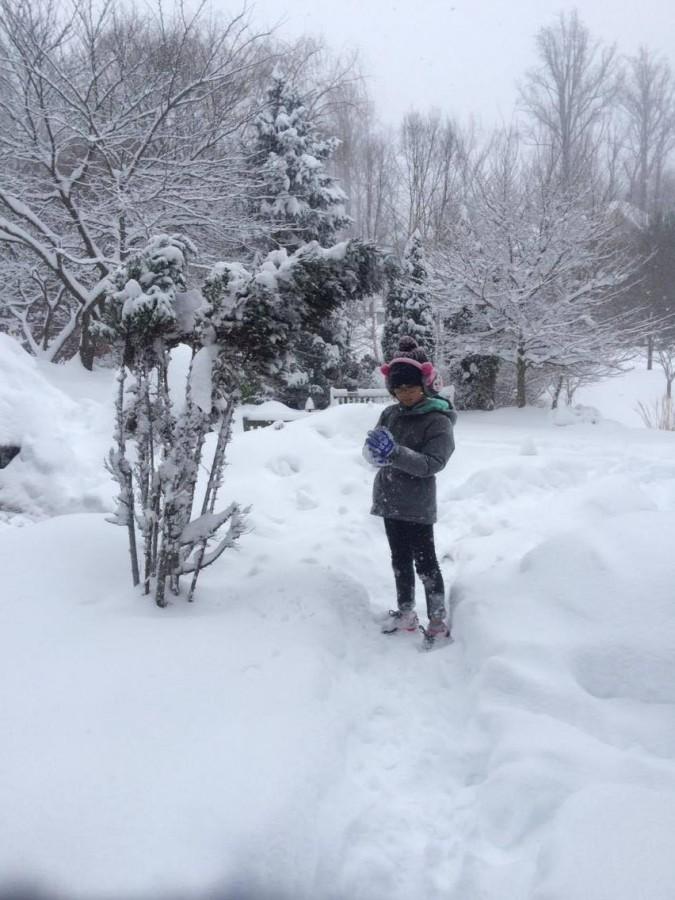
99 232 379 606
98 236 246 606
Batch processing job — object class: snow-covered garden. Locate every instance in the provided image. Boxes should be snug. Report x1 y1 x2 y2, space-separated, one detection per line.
2 340 675 900
2 1 675 897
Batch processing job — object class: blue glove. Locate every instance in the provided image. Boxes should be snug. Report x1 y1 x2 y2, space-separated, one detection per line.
365 427 396 465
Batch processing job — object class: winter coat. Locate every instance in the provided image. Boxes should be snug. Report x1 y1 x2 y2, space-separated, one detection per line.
366 396 457 524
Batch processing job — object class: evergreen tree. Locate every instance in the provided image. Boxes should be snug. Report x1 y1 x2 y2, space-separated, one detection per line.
202 240 381 387
440 304 500 411
382 231 435 361
252 68 351 253
249 68 361 407
99 234 247 607
99 230 380 606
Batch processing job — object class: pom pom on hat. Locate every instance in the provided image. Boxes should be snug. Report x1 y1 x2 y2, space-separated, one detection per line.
397 335 420 356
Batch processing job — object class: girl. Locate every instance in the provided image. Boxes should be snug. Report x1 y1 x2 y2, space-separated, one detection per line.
364 336 457 647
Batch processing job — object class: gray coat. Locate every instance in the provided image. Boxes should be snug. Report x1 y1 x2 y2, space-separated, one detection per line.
366 396 456 524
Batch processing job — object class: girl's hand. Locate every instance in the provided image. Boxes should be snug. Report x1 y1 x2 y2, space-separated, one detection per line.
365 427 396 463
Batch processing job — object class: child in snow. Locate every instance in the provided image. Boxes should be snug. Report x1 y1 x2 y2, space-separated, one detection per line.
363 336 457 645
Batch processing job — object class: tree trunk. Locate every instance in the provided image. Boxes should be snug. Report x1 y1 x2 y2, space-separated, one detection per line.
516 347 527 408
116 362 140 587
647 335 654 370
551 375 564 409
154 543 170 608
79 309 96 371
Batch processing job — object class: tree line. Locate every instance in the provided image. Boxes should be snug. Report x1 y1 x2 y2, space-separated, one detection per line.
1 1 674 411
2 0 674 601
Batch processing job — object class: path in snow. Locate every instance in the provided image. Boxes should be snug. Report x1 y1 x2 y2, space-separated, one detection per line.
213 404 675 899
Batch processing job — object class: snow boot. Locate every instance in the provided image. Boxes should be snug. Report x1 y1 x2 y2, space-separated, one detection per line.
381 608 419 634
420 618 451 650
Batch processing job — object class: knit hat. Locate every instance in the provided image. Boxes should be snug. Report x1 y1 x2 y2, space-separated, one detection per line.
381 336 437 390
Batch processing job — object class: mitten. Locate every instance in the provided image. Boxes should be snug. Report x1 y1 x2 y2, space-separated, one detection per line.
365 427 396 464
363 443 389 467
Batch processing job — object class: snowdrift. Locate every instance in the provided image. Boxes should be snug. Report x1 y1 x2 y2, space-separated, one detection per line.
0 336 114 523
2 355 675 899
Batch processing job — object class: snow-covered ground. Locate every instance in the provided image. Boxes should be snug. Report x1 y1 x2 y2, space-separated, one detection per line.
2 339 675 900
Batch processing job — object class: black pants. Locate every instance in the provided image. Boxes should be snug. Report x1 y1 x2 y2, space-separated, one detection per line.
383 518 446 621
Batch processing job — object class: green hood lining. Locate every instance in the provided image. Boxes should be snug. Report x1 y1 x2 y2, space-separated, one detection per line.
400 396 454 417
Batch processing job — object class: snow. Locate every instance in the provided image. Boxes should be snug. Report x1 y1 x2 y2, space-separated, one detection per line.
321 239 349 261
575 358 666 427
0 337 114 523
2 348 675 899
237 399 308 423
189 345 215 413
174 288 204 334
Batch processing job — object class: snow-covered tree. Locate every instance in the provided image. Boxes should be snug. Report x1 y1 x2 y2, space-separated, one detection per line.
251 68 351 253
201 238 380 391
382 231 435 361
100 233 379 605
247 69 366 406
0 247 79 361
432 132 646 407
0 0 267 367
435 301 500 410
99 234 248 607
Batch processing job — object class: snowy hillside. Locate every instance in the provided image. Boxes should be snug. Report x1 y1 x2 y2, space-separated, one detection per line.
2 346 675 899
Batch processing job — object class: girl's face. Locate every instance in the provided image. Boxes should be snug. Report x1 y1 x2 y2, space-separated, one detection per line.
393 383 425 407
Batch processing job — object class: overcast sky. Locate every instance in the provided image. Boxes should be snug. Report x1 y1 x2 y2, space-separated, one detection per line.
245 0 675 126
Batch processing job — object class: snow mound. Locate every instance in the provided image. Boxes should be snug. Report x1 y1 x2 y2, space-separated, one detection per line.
551 403 601 426
0 335 114 520
533 786 675 900
0 334 77 445
573 642 675 703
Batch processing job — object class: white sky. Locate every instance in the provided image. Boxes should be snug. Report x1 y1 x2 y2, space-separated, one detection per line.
244 0 675 126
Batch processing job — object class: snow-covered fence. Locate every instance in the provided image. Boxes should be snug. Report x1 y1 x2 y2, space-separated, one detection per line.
330 388 390 406
242 416 295 432
240 401 309 432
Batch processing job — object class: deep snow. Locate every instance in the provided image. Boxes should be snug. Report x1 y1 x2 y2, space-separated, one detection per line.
2 340 675 899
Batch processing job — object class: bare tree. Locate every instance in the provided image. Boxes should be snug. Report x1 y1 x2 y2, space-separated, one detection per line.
0 0 269 366
519 10 618 190
399 109 466 246
432 130 646 407
620 47 675 215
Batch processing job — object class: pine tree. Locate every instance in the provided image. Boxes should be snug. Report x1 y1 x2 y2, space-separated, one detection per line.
252 68 351 253
382 231 435 361
249 68 360 407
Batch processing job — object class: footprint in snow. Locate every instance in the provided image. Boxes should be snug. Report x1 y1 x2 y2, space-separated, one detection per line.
296 488 319 510
267 455 301 477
